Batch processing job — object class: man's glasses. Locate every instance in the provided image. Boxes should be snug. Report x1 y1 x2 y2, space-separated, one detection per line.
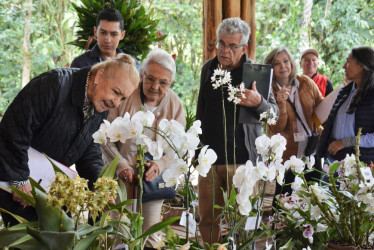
216 40 245 51
144 72 170 86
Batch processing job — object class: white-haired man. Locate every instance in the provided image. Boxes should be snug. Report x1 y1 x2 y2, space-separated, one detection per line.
196 17 279 244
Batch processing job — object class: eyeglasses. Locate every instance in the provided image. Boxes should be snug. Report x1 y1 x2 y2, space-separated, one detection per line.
143 72 170 86
216 40 245 51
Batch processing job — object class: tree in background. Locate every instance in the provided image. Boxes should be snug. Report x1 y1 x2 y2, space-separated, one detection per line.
141 0 203 114
71 0 165 60
0 0 77 116
256 0 374 87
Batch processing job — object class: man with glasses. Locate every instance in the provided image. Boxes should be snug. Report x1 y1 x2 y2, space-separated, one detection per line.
196 17 278 245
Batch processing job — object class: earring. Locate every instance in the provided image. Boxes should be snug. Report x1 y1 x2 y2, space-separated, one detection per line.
93 82 97 87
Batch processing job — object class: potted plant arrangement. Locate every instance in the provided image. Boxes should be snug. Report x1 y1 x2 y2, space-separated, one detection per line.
0 157 178 249
272 129 374 249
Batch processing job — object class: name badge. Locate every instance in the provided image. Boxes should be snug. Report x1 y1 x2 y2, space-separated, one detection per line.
294 132 307 142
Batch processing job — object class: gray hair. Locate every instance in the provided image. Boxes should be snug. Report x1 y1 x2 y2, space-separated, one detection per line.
141 49 176 81
216 17 251 45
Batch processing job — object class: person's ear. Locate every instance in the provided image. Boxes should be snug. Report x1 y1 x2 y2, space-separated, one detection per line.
120 30 126 40
95 69 105 82
94 26 97 39
242 44 248 55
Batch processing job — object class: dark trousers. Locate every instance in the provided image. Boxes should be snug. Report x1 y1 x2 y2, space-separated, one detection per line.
0 189 37 227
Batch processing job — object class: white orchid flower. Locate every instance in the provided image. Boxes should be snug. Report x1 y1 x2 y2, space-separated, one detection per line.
291 175 303 191
92 130 107 144
106 117 131 143
132 110 155 127
146 139 164 160
196 145 217 177
238 200 252 215
284 155 305 173
162 169 180 187
187 120 202 136
255 134 271 158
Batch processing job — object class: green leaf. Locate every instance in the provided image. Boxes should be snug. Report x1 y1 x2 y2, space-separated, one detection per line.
29 176 46 194
26 226 76 250
99 155 118 178
0 207 29 224
33 188 75 232
45 154 66 176
329 162 341 175
130 216 180 248
73 229 108 250
8 185 35 207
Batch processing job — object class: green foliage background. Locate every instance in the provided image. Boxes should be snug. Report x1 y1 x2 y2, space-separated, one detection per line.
0 0 374 118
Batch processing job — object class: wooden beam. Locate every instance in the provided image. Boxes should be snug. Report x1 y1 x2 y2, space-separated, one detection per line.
223 0 241 18
203 0 222 63
246 0 256 60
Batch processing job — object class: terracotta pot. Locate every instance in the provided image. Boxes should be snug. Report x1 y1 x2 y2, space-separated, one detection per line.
326 241 374 250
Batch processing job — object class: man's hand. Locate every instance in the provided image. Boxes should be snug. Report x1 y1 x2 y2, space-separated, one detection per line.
144 162 160 182
239 81 262 108
13 183 32 207
328 140 344 156
118 168 135 183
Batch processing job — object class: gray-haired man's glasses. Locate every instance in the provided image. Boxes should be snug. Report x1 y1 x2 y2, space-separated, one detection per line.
216 40 245 51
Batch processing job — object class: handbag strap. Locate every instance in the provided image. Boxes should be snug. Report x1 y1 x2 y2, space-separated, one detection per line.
287 99 313 136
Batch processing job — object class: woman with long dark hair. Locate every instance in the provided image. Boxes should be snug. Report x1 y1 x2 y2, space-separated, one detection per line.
317 46 374 164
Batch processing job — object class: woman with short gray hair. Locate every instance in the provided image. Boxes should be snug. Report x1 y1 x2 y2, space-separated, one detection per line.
102 48 185 248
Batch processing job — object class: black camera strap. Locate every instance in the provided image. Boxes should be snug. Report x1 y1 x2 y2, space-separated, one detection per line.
287 99 314 136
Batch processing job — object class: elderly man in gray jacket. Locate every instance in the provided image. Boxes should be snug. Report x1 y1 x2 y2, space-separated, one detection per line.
196 17 279 245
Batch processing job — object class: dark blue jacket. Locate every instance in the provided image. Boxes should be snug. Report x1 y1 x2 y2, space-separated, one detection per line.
71 44 140 72
317 81 374 163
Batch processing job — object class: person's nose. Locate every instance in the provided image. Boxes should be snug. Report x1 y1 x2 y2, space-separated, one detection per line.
104 34 111 42
151 81 160 90
113 97 121 108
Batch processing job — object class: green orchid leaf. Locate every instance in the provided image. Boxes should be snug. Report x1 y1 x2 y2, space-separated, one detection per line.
8 185 35 207
33 188 74 232
29 176 46 193
73 229 108 250
76 223 100 237
45 154 66 176
27 226 76 250
0 207 29 224
130 216 180 248
99 155 118 178
8 236 43 250
0 228 29 247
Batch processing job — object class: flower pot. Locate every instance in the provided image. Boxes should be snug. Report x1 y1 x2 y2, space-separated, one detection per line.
326 241 374 250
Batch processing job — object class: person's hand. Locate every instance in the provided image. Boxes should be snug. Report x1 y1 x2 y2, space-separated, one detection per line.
275 86 291 104
328 140 344 155
144 162 160 182
118 168 135 183
317 125 324 135
239 81 262 108
12 183 32 207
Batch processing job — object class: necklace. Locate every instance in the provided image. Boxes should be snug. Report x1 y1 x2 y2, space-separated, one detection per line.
85 72 90 98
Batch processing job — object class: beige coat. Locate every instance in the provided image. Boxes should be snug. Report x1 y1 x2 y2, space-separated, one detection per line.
268 75 323 161
101 87 186 176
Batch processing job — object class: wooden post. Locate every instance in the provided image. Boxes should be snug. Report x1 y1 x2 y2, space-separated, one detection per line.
203 0 256 62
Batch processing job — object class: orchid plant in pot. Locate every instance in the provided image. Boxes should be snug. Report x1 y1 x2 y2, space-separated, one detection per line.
272 129 374 250
0 156 179 250
93 110 218 249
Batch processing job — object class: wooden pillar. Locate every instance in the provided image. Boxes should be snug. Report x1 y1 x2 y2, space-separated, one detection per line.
203 0 256 62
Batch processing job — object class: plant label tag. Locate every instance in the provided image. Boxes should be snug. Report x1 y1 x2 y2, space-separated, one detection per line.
180 211 196 234
361 167 374 184
245 216 261 231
